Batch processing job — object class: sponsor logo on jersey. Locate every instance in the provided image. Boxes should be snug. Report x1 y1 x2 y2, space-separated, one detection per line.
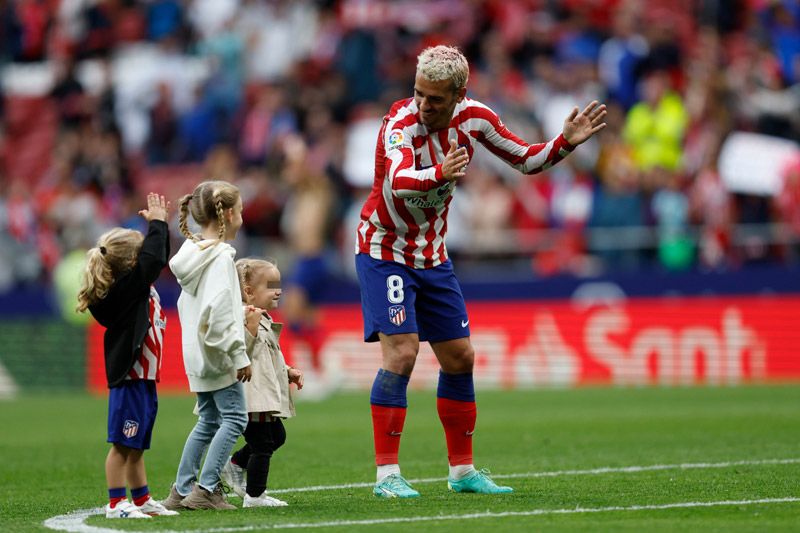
122 419 139 439
389 305 406 326
388 131 404 150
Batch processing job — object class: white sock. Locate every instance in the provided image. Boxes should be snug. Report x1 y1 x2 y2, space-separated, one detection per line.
376 464 401 482
449 464 476 481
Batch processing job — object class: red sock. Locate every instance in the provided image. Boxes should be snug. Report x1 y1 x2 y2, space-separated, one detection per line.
109 495 126 508
371 405 407 465
132 489 150 507
437 397 477 465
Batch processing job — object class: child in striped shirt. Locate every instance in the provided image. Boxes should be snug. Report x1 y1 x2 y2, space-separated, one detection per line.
77 193 177 519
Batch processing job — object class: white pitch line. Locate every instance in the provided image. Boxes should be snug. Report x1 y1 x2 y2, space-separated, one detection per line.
268 457 800 494
42 457 800 533
195 498 800 530
45 497 800 532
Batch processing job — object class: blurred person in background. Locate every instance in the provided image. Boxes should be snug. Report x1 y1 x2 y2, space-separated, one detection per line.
589 132 646 272
356 45 606 499
773 154 800 263
623 63 688 175
279 134 338 396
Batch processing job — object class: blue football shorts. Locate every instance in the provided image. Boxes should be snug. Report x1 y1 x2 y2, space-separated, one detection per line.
355 253 470 343
107 379 158 450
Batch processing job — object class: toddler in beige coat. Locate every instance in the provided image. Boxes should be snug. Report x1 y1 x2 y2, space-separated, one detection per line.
220 258 304 507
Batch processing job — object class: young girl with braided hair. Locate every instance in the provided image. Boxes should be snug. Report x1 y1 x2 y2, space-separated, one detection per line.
162 180 253 511
77 192 177 519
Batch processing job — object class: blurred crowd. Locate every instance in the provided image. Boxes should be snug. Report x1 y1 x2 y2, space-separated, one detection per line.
1 0 800 293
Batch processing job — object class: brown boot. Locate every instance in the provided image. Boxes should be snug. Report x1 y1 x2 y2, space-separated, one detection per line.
180 484 236 510
162 484 189 511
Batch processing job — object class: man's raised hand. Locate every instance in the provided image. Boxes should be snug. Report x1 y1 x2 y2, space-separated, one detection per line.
562 100 607 146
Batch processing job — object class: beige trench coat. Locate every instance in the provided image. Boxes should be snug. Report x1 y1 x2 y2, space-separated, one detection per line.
243 314 296 418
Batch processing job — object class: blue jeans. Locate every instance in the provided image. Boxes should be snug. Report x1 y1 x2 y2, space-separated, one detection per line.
175 381 247 494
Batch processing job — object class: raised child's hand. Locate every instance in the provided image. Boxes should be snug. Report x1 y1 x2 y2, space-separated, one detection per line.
139 192 170 222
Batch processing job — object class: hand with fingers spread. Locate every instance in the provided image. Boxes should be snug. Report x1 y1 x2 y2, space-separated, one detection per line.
562 100 608 146
138 192 170 222
441 138 470 182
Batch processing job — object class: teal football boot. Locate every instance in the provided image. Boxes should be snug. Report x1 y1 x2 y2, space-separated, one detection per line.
447 469 513 494
373 473 420 498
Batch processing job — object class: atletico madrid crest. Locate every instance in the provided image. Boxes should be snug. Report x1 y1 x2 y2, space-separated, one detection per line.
123 419 139 438
388 305 406 326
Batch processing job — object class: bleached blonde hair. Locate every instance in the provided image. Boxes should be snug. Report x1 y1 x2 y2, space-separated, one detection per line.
416 45 470 92
235 257 278 303
76 228 144 312
178 180 240 243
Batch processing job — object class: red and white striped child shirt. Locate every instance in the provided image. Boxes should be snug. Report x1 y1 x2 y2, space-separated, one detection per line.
127 286 165 382
356 97 575 269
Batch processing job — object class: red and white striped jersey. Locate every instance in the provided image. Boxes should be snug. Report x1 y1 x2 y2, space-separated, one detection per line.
356 97 575 269
127 286 165 382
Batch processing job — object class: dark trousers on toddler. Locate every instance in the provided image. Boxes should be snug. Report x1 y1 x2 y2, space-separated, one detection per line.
231 416 286 497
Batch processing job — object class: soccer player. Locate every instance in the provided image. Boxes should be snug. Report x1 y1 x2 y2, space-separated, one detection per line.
356 45 606 498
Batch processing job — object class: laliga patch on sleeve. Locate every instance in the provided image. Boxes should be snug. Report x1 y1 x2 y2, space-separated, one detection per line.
387 130 405 150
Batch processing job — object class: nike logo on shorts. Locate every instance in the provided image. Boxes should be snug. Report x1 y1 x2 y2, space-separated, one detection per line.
461 319 469 328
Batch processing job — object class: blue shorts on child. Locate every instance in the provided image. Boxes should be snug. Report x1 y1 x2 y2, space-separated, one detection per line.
355 253 470 343
107 379 158 450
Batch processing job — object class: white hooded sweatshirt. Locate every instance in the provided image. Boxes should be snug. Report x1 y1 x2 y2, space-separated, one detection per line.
169 239 250 392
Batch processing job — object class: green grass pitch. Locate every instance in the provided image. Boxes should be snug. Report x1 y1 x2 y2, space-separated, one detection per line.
1 385 799 531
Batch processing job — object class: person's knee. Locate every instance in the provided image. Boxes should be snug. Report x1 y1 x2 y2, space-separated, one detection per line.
443 343 475 373
127 449 144 462
383 336 419 375
272 424 287 450
458 344 475 368
224 411 248 434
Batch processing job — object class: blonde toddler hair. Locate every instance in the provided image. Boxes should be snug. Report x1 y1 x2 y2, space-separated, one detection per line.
178 180 241 243
416 45 470 92
76 228 144 312
235 258 277 303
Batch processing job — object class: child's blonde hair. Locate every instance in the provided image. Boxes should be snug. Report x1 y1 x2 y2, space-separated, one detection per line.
235 258 277 302
178 180 241 243
76 228 144 312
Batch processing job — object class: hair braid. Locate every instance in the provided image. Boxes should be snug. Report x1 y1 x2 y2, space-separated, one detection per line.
214 193 226 242
178 193 197 241
180 180 240 245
